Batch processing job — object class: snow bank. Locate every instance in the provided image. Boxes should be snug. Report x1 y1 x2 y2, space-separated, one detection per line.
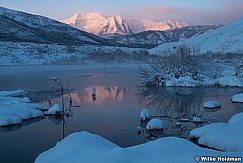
35 131 243 163
0 96 30 106
0 116 22 126
232 93 243 103
203 101 221 109
146 118 163 130
190 112 243 152
0 89 25 97
216 76 243 87
140 109 151 120
47 104 62 115
166 76 198 87
0 90 43 126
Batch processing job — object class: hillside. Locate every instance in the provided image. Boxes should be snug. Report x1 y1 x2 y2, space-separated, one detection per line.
0 7 114 46
149 18 243 54
108 25 219 48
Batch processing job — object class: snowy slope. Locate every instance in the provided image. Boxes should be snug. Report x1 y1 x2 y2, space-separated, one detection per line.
108 25 219 48
149 18 243 54
0 7 114 46
61 13 189 35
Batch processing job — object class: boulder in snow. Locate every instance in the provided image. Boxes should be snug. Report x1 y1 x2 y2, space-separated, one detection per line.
146 118 163 130
47 104 62 115
232 93 243 103
140 109 151 120
203 101 221 109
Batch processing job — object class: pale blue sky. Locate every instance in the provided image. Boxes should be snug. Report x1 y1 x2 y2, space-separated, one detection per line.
1 0 243 24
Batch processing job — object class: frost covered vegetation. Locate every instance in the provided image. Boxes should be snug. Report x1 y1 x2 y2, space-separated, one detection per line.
140 45 243 87
0 41 149 65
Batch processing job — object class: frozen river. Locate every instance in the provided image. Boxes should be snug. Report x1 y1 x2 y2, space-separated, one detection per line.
0 65 242 163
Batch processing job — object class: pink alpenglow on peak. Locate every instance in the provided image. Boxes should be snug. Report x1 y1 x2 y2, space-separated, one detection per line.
61 12 189 35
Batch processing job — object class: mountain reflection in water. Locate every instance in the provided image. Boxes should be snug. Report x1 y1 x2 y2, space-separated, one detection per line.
67 86 129 104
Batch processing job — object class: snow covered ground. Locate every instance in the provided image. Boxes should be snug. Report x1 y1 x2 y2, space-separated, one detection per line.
35 131 243 163
0 41 147 66
0 90 44 126
190 112 243 152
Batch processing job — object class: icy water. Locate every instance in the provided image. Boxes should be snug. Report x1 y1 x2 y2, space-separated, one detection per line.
0 65 243 163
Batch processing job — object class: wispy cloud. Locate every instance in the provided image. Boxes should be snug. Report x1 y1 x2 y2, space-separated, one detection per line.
136 2 243 25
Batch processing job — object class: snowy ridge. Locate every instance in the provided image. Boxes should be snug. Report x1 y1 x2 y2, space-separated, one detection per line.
149 17 243 54
108 25 219 48
0 6 114 46
127 19 190 33
61 12 189 35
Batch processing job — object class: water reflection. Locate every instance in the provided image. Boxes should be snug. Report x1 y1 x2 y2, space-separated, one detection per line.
68 86 129 105
137 86 224 140
232 102 243 110
139 86 203 117
0 117 43 132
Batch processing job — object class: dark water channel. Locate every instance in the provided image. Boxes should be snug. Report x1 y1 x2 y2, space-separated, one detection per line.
0 65 242 163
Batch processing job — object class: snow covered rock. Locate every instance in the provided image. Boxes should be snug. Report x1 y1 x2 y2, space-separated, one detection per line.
47 104 62 115
146 118 163 130
190 112 243 152
0 116 22 126
0 90 43 126
35 131 243 163
140 109 151 120
192 117 203 123
0 96 31 106
166 76 198 87
203 101 221 109
232 93 243 103
0 89 25 97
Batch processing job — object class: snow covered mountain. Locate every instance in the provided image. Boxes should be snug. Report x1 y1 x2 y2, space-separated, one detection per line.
108 25 220 48
61 13 133 35
149 18 243 54
61 13 190 35
127 19 190 33
0 7 114 45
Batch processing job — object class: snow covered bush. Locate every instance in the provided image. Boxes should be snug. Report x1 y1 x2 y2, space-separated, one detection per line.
140 45 204 86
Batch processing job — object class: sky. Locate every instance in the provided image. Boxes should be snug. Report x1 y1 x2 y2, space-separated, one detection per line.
0 0 243 25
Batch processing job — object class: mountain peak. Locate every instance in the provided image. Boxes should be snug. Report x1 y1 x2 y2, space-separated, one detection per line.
61 13 190 35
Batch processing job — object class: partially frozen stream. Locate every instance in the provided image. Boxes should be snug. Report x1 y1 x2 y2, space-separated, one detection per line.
0 65 242 163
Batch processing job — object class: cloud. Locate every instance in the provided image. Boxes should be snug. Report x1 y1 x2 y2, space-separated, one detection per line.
136 2 243 25
142 5 176 14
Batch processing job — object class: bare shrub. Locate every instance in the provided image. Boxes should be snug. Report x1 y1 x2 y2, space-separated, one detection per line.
139 45 204 86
